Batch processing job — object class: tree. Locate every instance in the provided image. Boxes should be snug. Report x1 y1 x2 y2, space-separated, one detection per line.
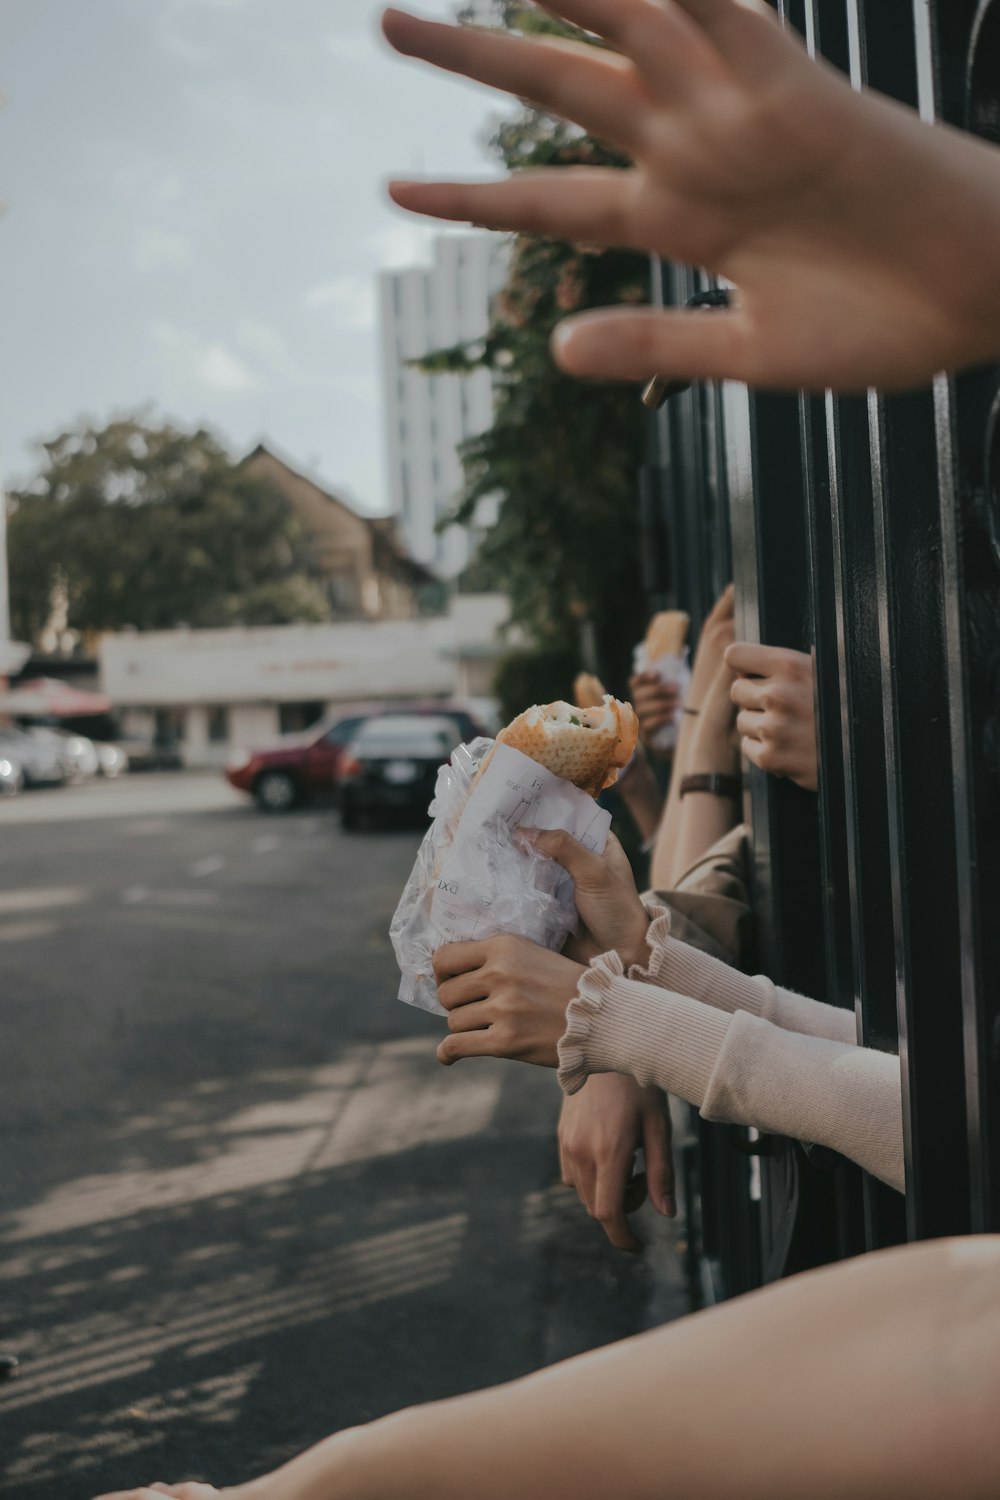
427 2 651 694
6 416 333 643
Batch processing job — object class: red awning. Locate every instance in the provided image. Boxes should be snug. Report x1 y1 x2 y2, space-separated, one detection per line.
0 677 113 717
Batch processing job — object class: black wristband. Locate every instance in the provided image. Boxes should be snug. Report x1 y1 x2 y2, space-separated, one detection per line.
679 773 741 799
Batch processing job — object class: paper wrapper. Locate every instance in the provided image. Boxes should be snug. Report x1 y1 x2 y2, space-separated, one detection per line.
632 642 692 752
390 738 611 1016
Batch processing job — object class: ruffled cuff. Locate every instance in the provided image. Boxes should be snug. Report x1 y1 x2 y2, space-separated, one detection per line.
557 949 625 1095
557 951 731 1104
629 900 772 1023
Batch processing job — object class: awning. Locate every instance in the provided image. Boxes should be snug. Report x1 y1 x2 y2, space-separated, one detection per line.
0 677 113 717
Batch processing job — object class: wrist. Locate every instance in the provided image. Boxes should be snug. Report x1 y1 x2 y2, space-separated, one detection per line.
617 909 653 974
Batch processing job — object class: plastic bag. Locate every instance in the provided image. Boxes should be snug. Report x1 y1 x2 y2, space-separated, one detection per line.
632 642 692 752
391 737 612 1016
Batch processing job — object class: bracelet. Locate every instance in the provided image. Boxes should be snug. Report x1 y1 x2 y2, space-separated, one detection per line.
679 773 741 799
682 707 700 717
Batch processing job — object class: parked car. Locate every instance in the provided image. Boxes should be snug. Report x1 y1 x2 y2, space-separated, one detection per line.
0 752 24 798
94 741 129 778
338 715 462 830
0 728 66 788
26 726 100 782
225 701 487 813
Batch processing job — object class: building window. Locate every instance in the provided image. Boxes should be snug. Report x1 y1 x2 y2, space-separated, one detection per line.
279 702 324 734
207 706 230 743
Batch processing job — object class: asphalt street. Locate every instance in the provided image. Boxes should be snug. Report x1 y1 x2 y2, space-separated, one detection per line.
0 774 686 1499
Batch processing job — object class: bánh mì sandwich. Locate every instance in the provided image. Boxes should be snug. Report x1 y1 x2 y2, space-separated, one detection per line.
645 610 689 661
496 695 638 797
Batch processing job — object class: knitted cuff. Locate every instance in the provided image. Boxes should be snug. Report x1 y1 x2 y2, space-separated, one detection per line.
628 904 770 1021
557 950 731 1103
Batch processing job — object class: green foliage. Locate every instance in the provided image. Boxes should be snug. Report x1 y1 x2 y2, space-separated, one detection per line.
434 3 650 692
6 416 332 642
492 643 581 726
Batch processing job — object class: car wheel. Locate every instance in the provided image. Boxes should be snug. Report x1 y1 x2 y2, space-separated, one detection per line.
254 770 298 812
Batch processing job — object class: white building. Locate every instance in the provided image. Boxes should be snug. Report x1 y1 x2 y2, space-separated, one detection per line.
380 234 508 578
100 594 513 767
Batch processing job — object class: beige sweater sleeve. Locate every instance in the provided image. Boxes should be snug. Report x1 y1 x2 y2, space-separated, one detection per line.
557 951 904 1193
635 903 857 1045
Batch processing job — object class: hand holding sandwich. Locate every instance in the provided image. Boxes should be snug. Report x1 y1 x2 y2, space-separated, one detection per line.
434 935 585 1069
520 828 652 973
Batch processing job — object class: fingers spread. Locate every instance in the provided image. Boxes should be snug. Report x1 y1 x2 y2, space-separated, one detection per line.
670 0 795 81
538 0 729 95
388 166 634 244
552 305 756 386
382 10 643 150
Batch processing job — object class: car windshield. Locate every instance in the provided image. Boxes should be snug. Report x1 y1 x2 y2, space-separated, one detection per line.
354 717 460 758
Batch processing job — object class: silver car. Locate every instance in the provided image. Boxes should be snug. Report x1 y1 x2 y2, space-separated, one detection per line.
0 729 66 788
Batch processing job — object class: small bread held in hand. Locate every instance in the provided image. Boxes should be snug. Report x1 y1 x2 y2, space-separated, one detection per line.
497 695 638 798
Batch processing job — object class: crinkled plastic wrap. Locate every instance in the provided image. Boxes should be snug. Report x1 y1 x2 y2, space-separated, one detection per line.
391 737 611 1016
632 642 692 752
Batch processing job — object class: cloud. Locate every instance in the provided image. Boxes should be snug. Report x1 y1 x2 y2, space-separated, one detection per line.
151 319 260 393
303 276 376 331
134 227 195 274
234 319 334 388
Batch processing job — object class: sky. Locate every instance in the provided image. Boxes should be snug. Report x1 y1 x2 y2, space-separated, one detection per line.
0 0 501 515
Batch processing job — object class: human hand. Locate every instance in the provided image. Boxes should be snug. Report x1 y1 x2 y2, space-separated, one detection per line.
383 2 1000 391
687 585 735 708
521 828 651 970
725 642 818 791
628 670 681 750
690 658 739 775
559 1076 675 1252
434 935 585 1068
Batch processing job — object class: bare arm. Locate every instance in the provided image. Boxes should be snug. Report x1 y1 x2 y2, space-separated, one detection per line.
113 1238 1000 1500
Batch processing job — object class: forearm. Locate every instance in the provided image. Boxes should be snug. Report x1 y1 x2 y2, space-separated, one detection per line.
558 964 902 1188
614 748 664 844
250 1239 1000 1500
634 909 857 1045
667 787 740 882
648 712 698 888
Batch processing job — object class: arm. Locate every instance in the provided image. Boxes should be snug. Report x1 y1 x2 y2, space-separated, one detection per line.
107 1236 1000 1500
557 955 902 1190
633 906 856 1045
611 745 664 845
666 658 741 882
650 586 735 889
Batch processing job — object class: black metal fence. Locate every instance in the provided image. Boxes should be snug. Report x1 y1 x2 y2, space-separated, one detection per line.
644 0 1000 1299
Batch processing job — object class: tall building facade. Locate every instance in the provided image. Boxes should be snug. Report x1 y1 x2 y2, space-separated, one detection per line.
379 234 507 578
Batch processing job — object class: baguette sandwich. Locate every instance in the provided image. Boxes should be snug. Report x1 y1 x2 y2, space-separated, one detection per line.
496 694 638 797
572 672 607 709
645 609 690 661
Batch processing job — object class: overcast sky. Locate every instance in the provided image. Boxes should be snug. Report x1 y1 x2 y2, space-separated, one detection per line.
0 0 500 514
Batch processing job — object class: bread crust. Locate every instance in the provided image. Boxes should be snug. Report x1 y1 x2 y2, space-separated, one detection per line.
497 695 638 797
645 610 690 660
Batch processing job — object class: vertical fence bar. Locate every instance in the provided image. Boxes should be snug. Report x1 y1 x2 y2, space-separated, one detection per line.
914 0 1000 1232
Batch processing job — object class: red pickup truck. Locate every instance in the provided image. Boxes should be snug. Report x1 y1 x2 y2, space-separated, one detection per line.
225 701 488 811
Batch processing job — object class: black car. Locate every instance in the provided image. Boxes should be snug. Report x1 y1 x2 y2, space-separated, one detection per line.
339 715 463 830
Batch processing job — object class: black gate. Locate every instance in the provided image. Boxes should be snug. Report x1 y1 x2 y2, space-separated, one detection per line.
645 0 1000 1297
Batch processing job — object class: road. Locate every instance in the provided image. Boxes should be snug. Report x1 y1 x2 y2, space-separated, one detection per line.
0 775 686 1499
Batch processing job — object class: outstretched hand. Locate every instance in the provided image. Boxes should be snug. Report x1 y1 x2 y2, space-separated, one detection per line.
383 0 1000 390
520 828 651 970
